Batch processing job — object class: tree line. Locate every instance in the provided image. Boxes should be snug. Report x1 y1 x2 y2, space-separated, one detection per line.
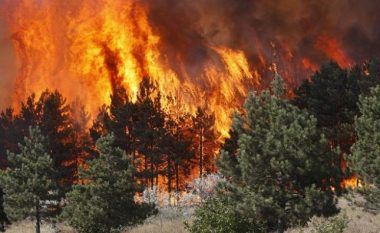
1 59 380 232
0 78 218 232
188 60 380 233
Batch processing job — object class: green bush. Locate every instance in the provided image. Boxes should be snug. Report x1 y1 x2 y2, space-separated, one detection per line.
185 197 265 233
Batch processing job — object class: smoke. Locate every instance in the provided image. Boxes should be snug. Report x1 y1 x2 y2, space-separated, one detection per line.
1 0 380 118
147 0 380 63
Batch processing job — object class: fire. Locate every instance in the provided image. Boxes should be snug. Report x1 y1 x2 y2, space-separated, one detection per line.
1 0 377 193
315 34 352 68
302 58 318 72
1 0 375 138
341 176 359 189
0 0 258 137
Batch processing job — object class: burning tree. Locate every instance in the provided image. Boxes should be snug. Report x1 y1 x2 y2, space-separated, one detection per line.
192 107 218 178
293 62 360 156
164 112 194 202
13 90 85 196
190 75 341 233
293 60 380 188
91 78 198 191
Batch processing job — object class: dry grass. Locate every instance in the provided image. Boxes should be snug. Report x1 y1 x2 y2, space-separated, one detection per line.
286 197 380 233
4 198 379 233
125 207 191 233
126 218 187 233
4 220 74 233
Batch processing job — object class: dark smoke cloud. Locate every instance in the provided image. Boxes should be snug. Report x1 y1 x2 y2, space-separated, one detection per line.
1 0 380 109
146 0 380 82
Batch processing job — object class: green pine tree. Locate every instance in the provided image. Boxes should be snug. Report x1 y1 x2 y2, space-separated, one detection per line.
196 75 341 232
350 86 380 212
62 134 155 233
15 90 79 196
0 127 57 233
0 108 20 170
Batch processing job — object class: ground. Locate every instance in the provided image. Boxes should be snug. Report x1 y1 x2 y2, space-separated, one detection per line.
4 197 380 233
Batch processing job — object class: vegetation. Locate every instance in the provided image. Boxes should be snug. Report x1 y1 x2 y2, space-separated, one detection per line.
350 86 380 212
62 134 155 233
1 60 380 232
189 75 341 233
308 213 349 233
293 60 380 184
185 196 265 233
90 79 199 192
0 127 57 233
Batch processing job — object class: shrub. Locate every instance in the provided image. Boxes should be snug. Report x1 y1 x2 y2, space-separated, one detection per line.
308 213 349 233
185 197 265 233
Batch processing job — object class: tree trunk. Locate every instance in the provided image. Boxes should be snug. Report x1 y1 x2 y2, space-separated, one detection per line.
167 158 172 206
150 163 154 189
199 128 204 202
145 156 149 188
175 163 180 203
199 128 203 178
155 161 159 187
35 200 40 233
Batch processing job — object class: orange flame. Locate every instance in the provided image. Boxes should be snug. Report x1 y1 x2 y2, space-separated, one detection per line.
341 176 358 188
0 0 259 137
315 34 352 68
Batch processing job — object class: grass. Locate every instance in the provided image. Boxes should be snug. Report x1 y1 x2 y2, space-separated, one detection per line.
286 197 380 233
4 198 380 233
125 207 192 233
3 220 74 233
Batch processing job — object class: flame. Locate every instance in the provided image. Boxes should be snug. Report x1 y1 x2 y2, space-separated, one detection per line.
341 176 358 188
1 0 374 192
0 0 259 137
315 34 352 68
0 1 365 139
302 58 318 72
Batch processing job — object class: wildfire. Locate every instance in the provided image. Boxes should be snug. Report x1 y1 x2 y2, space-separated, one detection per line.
341 176 359 189
0 0 375 138
0 0 257 137
315 34 352 68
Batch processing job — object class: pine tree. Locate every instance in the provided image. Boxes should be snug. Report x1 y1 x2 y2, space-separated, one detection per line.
97 78 168 189
353 59 380 95
0 127 57 233
14 90 78 195
70 99 94 182
192 107 217 178
62 134 155 233
293 62 359 185
214 76 341 232
164 113 194 202
0 108 20 170
134 79 166 188
350 86 380 212
36 90 76 193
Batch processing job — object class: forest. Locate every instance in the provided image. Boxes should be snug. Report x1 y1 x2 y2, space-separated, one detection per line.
0 60 380 233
